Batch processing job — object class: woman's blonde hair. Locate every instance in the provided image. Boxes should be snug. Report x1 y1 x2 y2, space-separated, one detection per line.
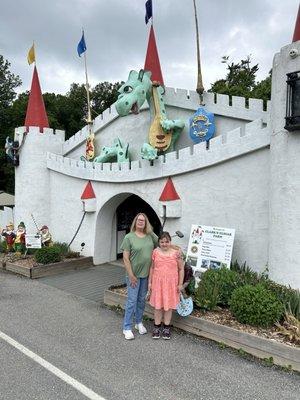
130 213 153 235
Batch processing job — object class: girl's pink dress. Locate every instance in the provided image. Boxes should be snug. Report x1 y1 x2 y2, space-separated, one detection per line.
149 248 180 311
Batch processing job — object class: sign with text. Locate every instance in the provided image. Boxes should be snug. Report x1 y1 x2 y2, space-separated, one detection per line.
25 234 42 249
186 225 235 272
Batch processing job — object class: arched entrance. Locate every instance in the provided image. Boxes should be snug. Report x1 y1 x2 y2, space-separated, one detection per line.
94 193 161 264
116 194 162 257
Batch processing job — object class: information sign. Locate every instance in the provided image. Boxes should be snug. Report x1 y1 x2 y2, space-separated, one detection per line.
186 225 235 273
25 234 42 249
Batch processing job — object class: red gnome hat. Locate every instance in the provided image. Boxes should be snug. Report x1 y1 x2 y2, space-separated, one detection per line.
25 66 49 132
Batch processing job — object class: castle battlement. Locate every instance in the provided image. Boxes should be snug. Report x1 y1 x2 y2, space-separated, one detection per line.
63 107 119 155
47 120 270 183
163 88 269 123
62 89 270 156
15 126 65 143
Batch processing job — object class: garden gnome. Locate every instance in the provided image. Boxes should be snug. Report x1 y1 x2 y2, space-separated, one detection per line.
1 222 16 252
14 222 26 254
40 225 53 247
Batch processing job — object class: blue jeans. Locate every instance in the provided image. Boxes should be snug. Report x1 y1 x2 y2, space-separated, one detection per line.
123 277 148 330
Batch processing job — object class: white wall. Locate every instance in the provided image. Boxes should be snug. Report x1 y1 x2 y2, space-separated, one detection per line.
269 41 300 288
14 43 300 289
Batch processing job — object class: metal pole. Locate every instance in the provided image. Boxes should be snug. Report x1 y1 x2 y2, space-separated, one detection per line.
193 0 204 103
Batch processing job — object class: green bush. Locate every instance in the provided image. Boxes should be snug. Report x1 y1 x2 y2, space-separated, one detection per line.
230 284 284 327
34 246 62 265
186 277 196 295
261 279 296 307
194 268 241 308
0 240 7 253
285 289 300 320
194 277 219 311
52 242 69 257
64 251 80 259
231 260 261 286
214 268 242 306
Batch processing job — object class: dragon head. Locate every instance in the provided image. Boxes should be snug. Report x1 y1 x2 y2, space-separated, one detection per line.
115 69 152 116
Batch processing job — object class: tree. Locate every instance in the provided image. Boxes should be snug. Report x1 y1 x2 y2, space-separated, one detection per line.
209 55 271 107
0 55 22 194
1 73 122 193
251 72 272 106
92 81 121 116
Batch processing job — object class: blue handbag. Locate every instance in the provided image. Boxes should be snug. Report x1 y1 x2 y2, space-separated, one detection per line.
176 294 193 317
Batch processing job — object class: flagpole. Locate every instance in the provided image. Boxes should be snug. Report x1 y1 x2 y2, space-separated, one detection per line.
192 0 204 104
83 51 92 126
79 29 94 161
33 41 36 67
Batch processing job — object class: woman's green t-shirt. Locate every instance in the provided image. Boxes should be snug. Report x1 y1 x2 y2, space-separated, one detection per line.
120 232 158 278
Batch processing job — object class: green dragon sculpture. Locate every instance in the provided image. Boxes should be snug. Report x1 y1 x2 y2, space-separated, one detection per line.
93 138 130 163
115 69 185 160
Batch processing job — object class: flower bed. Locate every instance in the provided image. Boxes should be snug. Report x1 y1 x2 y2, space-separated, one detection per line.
0 253 93 278
111 285 298 348
105 285 300 372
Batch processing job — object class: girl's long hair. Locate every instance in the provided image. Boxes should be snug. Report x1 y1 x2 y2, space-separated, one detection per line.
130 213 153 235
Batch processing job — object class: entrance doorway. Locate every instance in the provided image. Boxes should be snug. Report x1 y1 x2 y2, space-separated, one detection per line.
116 194 161 258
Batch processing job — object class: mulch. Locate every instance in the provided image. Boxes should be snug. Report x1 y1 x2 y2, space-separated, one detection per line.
111 286 299 348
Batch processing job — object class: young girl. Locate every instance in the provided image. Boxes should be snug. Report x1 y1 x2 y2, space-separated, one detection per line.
148 232 184 339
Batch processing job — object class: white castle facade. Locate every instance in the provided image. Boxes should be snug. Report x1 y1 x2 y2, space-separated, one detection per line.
12 41 300 289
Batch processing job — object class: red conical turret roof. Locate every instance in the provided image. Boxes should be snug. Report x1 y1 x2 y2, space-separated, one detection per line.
293 4 300 42
81 181 96 200
25 66 49 132
144 25 164 86
159 177 180 201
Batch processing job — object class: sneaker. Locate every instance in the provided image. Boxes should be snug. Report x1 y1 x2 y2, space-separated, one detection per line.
134 323 147 335
162 326 171 340
123 329 134 340
152 326 161 339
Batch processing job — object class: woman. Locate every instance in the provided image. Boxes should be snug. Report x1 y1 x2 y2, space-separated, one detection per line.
121 213 158 340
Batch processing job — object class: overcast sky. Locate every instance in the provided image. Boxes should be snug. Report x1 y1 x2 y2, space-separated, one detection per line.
0 0 299 95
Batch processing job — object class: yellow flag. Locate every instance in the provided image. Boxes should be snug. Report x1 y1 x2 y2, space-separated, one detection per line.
27 44 35 65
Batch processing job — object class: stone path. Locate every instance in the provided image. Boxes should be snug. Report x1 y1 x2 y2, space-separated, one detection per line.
38 262 125 303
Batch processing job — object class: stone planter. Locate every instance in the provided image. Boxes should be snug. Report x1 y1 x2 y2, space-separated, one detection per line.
104 288 300 372
5 256 93 278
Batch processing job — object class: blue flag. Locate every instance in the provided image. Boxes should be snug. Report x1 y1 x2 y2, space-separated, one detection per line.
77 32 87 57
145 0 152 24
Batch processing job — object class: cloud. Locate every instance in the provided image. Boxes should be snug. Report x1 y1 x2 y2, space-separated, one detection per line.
0 0 298 94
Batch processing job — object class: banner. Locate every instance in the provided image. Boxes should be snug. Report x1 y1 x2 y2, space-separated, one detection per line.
186 225 235 274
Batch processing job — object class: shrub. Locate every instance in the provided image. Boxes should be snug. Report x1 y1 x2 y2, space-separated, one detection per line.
261 279 292 303
261 280 300 319
34 246 62 265
52 242 69 257
285 289 300 320
64 251 80 259
194 268 241 308
276 312 300 345
214 268 242 306
231 260 261 286
230 284 284 327
0 240 7 253
186 277 196 295
194 277 219 311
